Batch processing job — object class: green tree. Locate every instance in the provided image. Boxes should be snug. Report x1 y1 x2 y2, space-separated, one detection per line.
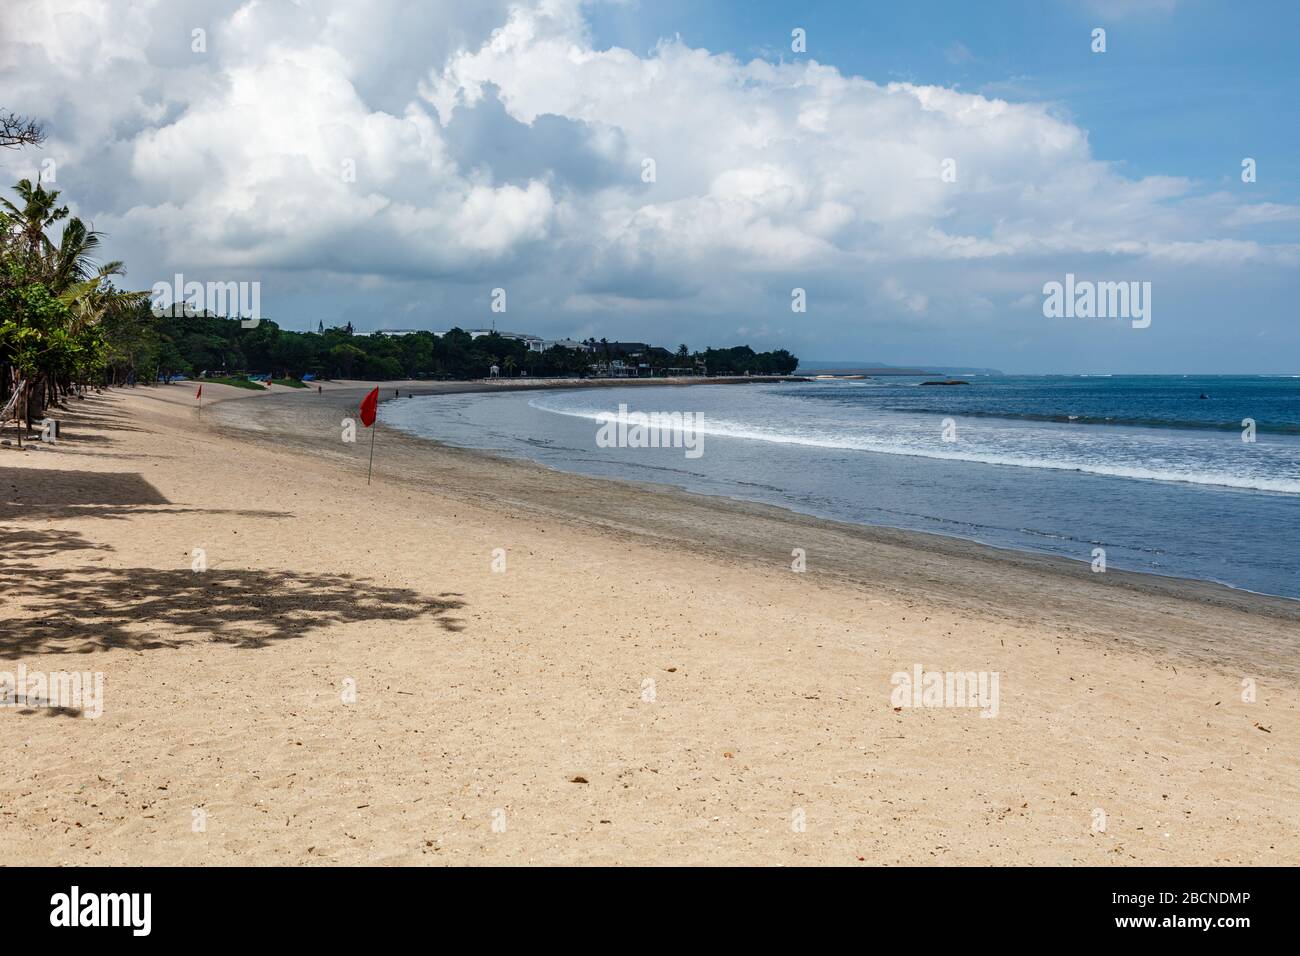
329 343 365 378
1 179 145 419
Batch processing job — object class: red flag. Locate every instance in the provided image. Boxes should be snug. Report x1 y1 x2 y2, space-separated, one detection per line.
195 384 203 400
359 386 379 427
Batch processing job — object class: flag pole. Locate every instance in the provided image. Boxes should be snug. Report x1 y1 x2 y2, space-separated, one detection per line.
367 421 377 485
359 385 380 485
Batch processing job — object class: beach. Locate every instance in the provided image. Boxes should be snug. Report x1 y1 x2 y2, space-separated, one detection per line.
2 381 1297 865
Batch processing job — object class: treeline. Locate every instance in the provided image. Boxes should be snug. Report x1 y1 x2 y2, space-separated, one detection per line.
2 172 798 432
118 312 799 382
116 313 591 382
693 344 800 376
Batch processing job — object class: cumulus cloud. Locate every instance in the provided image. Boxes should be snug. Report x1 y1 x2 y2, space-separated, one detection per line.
1 0 1294 369
1 0 547 280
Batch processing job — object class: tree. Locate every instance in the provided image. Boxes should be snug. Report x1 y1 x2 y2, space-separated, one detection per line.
2 170 804 409
0 178 69 270
1 178 145 421
0 111 45 150
329 343 365 378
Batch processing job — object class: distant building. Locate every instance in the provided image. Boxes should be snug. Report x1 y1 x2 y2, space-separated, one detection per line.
600 341 649 355
352 328 420 337
422 331 601 353
433 328 546 352
587 342 675 377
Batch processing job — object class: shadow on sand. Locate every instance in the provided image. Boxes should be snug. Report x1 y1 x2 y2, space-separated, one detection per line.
2 398 467 660
0 466 293 521
0 528 468 658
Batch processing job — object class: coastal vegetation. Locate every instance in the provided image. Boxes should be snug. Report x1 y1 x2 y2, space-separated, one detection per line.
121 314 797 384
202 375 271 391
1 170 797 432
1 175 148 429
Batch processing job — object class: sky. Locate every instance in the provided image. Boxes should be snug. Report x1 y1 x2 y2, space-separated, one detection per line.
1 0 1297 373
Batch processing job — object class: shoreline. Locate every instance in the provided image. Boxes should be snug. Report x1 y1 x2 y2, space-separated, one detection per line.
203 381 1300 678
3 384 1298 865
228 379 1300 620
379 388 1300 608
184 373 812 406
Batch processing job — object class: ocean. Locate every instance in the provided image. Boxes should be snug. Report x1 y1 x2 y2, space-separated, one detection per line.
381 375 1300 599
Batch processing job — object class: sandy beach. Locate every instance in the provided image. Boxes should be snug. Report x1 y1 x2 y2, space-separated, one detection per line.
2 381 1297 866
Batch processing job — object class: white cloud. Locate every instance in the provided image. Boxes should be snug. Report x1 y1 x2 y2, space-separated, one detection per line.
1222 203 1300 227
1 0 1294 370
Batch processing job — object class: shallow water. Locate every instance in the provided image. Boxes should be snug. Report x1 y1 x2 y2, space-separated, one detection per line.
382 376 1300 599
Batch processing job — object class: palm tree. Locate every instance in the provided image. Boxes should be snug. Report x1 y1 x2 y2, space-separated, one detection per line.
1 179 143 419
62 265 149 334
0 178 69 271
503 355 517 377
49 218 106 293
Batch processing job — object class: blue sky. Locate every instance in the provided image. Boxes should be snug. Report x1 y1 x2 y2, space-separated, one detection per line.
3 0 1298 373
591 0 1300 196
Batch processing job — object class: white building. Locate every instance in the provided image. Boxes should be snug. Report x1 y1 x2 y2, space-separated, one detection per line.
361 328 594 354
432 329 547 352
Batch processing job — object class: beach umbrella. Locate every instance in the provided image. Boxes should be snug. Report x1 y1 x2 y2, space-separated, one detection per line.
195 382 203 417
360 386 379 484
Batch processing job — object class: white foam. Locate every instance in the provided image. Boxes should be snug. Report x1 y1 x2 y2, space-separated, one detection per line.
528 398 1300 495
